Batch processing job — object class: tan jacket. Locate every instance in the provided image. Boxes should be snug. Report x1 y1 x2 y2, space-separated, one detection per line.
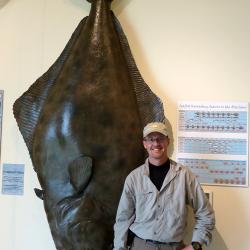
113 159 215 250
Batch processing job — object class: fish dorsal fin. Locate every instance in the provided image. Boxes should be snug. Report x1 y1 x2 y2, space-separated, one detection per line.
69 156 93 193
13 18 87 157
112 13 165 126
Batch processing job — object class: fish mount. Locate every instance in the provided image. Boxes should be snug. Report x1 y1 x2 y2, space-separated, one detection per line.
13 0 165 249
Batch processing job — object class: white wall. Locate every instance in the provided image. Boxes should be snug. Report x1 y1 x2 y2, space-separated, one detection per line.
0 0 249 249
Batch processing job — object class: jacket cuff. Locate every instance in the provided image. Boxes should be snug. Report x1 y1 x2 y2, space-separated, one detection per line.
192 230 212 246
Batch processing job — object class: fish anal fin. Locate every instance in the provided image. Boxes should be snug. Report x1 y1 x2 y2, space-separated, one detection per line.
13 17 87 157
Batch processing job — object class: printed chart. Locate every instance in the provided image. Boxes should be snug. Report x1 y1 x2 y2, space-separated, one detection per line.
177 102 248 187
2 163 24 195
178 137 247 155
179 110 247 133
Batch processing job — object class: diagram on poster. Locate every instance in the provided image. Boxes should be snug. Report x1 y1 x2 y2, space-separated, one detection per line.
177 101 248 187
2 163 24 195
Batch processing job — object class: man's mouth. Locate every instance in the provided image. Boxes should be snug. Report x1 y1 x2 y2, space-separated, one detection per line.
151 148 162 152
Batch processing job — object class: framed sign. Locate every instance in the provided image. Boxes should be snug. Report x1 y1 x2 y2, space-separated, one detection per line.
177 101 248 187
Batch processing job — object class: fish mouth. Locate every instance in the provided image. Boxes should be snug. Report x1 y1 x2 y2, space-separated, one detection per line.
53 195 113 249
62 218 113 249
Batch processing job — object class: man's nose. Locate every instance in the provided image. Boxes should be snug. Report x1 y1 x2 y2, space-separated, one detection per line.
152 138 161 144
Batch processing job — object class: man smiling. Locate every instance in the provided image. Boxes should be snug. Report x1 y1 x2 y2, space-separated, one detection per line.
113 122 215 250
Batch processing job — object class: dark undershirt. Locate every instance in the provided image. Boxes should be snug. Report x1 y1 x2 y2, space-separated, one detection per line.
149 159 170 191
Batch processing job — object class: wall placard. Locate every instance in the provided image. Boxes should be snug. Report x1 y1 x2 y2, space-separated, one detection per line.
177 101 248 187
2 163 24 195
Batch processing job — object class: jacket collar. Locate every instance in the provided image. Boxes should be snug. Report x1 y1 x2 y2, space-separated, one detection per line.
143 158 181 191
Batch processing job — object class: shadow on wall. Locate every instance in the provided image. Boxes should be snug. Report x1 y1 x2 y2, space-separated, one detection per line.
205 229 229 250
184 208 228 250
68 0 90 10
0 0 9 8
165 118 174 158
112 0 133 15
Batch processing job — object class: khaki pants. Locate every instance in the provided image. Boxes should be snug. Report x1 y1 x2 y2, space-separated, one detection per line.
130 237 185 250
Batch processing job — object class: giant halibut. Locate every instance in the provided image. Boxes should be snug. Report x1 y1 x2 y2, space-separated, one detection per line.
13 0 165 249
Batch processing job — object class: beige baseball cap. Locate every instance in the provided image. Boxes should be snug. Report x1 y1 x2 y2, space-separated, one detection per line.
143 122 168 138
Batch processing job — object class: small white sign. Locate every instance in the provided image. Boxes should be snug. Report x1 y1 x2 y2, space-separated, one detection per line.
2 163 24 195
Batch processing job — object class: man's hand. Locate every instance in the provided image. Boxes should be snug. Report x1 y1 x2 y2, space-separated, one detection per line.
181 244 194 250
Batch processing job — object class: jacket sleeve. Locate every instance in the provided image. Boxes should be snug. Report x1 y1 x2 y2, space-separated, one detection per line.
185 169 216 245
113 176 136 250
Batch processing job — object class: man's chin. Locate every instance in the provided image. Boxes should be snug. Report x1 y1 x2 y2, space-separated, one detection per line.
150 153 164 159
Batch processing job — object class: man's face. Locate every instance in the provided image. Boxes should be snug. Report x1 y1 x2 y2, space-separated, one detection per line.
143 132 169 163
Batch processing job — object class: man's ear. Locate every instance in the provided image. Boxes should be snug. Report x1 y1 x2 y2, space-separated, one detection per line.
143 140 147 149
166 137 170 145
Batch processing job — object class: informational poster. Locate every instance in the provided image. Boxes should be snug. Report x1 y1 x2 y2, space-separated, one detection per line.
177 101 248 187
2 163 24 195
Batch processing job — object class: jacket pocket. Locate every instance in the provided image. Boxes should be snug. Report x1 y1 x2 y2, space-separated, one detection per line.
134 191 153 222
163 200 187 235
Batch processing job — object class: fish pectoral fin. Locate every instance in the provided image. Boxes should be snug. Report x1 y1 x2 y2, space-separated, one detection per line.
34 188 44 200
69 156 93 193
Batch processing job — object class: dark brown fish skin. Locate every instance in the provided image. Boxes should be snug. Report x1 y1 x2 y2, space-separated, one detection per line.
13 0 165 249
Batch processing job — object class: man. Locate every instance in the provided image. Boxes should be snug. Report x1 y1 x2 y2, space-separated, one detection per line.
113 122 215 250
